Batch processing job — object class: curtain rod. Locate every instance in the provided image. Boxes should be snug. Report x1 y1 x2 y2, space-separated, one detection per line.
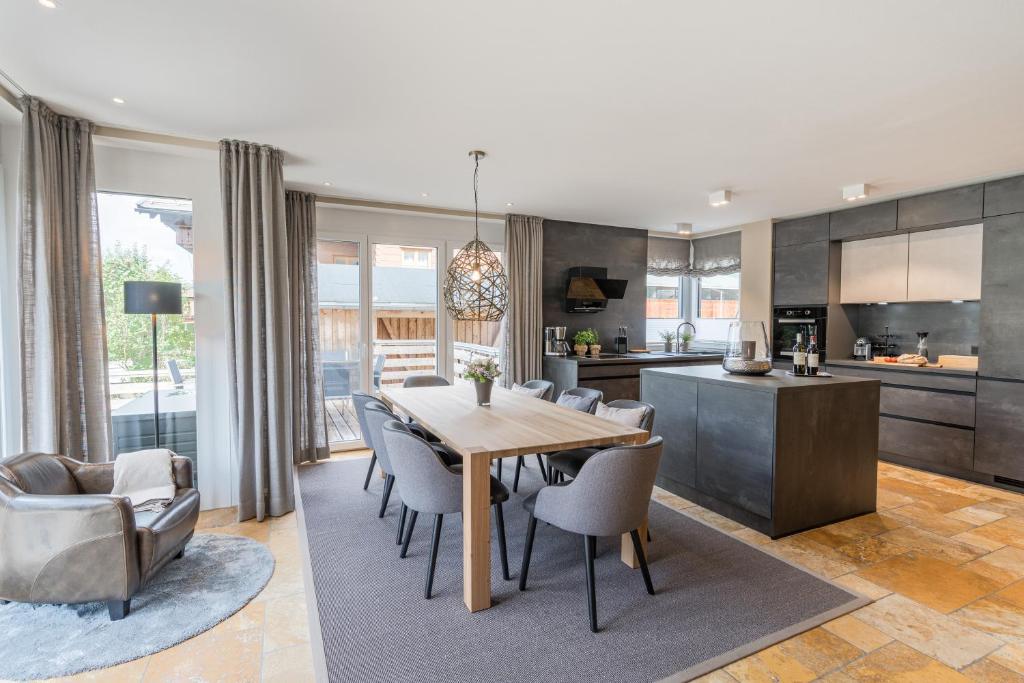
315 194 504 221
0 80 19 110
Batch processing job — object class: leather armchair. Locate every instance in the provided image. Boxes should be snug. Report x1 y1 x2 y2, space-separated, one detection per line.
0 452 200 620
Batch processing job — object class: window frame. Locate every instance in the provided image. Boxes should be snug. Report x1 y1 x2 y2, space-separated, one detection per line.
695 272 741 321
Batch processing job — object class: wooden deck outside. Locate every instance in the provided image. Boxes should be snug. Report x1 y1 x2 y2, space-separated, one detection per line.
326 397 360 444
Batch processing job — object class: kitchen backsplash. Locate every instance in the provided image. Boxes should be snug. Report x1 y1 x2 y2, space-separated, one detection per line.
850 301 980 358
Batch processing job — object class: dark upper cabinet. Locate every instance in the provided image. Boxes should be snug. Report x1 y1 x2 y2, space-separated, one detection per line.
975 379 1024 481
829 201 898 241
773 241 829 306
980 213 1024 380
897 185 983 230
774 214 829 248
984 175 1024 217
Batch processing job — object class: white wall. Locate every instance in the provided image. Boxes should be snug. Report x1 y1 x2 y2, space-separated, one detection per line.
736 219 773 326
94 141 231 510
0 122 22 459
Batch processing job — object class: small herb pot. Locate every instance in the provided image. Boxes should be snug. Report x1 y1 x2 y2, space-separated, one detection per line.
574 344 588 356
589 344 602 356
475 379 493 406
663 341 673 353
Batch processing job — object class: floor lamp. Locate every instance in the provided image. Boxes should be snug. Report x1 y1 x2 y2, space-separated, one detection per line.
124 281 182 449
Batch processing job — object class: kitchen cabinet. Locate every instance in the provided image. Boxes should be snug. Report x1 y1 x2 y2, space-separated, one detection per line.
829 200 898 241
907 224 983 301
840 233 909 303
774 213 828 248
975 379 1024 481
980 213 1024 380
773 241 829 306
897 184 984 230
984 174 1024 218
878 417 975 471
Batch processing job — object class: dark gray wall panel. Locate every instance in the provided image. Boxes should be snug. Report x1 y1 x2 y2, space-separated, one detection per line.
897 185 983 230
855 301 980 358
880 386 976 427
774 214 829 247
984 175 1024 217
829 201 898 241
696 383 774 518
773 241 829 306
878 417 974 470
975 380 1024 480
542 220 647 347
980 213 1024 380
642 372 698 487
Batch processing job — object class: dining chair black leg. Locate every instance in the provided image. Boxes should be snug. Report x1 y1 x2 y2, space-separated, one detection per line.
362 452 378 490
519 514 538 591
513 456 523 493
496 458 503 481
400 510 418 558
536 454 548 483
630 529 655 595
647 528 652 543
494 502 510 580
396 503 408 545
379 475 395 518
584 534 598 633
425 514 443 599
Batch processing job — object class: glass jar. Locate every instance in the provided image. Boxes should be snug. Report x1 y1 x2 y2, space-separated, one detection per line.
722 320 773 376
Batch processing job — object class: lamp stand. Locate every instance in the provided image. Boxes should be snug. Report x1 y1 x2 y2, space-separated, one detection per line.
151 312 160 448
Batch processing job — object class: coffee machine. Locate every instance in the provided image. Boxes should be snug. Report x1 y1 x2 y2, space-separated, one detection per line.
544 326 570 356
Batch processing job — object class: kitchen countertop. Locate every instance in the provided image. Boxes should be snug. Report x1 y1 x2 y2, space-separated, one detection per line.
546 352 723 366
641 365 880 393
827 358 979 377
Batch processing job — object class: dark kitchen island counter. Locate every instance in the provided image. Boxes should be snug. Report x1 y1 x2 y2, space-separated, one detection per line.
640 366 881 538
542 352 722 402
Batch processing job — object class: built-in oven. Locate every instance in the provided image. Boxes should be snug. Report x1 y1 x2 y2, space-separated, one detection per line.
773 305 828 361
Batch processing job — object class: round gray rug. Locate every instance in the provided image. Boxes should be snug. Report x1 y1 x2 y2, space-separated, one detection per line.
0 533 275 681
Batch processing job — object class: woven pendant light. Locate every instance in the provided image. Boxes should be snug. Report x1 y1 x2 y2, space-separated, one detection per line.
443 151 508 322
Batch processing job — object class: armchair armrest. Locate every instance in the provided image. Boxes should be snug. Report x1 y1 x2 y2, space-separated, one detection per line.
61 454 194 493
0 482 139 604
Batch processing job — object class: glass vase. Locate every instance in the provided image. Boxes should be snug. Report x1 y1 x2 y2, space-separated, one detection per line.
722 320 773 376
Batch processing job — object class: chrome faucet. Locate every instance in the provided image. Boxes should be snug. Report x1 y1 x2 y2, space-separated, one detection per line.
676 321 696 352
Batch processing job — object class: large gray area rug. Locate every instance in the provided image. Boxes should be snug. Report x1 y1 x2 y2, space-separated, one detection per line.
298 459 868 682
0 534 274 681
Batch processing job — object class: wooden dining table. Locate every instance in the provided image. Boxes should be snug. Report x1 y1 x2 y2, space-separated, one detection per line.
381 383 650 612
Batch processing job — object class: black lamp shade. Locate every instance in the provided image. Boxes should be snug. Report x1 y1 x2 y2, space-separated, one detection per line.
124 281 183 315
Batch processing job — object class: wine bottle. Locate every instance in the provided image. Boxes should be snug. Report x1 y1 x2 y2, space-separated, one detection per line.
792 333 806 375
807 335 820 376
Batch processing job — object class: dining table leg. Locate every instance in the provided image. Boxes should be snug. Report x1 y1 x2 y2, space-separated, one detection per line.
621 515 649 569
463 450 492 612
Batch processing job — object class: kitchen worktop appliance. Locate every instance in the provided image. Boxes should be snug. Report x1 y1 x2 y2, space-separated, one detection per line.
544 326 570 356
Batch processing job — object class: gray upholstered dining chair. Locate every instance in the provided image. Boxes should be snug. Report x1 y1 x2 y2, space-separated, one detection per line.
548 399 656 484
402 374 450 388
381 420 511 598
535 387 605 484
507 379 555 492
519 437 664 632
352 391 383 490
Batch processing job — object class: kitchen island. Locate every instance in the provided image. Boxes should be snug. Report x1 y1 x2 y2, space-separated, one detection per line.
543 351 722 402
641 365 880 538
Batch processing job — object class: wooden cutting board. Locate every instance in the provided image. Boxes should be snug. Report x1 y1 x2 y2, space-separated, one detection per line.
937 355 979 370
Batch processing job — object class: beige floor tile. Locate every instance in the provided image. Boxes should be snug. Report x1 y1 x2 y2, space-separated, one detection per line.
143 625 262 683
197 506 238 530
261 643 316 683
201 520 272 544
255 555 305 602
877 488 916 510
963 657 1024 682
725 628 860 682
879 478 982 513
956 596 1024 644
269 511 297 532
769 535 860 578
958 530 1013 553
856 594 1002 668
888 503 978 537
880 525 989 565
950 506 1009 527
835 535 908 567
803 513 906 548
969 550 1024 590
732 527 771 545
972 518 1024 550
684 506 747 533
834 572 894 600
836 642 973 681
59 657 149 682
263 593 311 653
991 643 1024 675
823 614 894 652
691 671 739 683
855 552 1002 613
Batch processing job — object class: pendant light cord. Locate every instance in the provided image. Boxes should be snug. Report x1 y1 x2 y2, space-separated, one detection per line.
473 151 480 241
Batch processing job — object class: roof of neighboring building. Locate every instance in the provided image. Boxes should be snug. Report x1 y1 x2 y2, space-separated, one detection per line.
318 265 436 308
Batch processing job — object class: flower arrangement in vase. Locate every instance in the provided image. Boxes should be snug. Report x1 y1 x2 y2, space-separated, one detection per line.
464 356 501 405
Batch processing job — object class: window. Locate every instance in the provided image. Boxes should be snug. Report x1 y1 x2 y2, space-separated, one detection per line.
400 247 433 268
645 274 681 319
698 272 740 319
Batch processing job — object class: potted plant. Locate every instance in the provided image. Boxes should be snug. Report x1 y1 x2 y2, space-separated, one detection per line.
659 329 674 353
680 330 694 352
573 329 595 356
464 356 501 406
586 328 602 356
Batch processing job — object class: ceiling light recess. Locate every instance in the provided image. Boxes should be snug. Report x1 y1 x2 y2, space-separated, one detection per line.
112 97 125 105
843 183 869 202
38 0 57 8
709 190 732 207
675 222 693 235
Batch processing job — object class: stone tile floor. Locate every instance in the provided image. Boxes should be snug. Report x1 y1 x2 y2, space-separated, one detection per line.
32 455 1024 682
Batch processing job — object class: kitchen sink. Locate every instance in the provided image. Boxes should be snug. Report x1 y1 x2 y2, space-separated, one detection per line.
636 351 721 358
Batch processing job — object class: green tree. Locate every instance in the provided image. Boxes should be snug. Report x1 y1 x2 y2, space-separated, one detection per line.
102 243 195 374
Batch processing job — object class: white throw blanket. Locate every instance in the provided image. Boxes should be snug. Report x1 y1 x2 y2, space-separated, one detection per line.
111 448 177 512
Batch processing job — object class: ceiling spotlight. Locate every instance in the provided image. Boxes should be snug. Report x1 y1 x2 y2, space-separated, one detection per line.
878 302 889 306
420 192 430 198
506 202 514 207
675 222 693 235
952 299 964 304
38 0 57 8
112 97 125 105
709 190 732 207
322 181 332 187
843 183 869 202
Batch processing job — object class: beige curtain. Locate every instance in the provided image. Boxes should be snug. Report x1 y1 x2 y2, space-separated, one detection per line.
285 191 329 464
221 140 293 522
502 214 544 387
18 96 112 462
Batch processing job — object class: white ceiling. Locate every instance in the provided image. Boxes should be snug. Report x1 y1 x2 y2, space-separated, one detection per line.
2 0 1024 232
